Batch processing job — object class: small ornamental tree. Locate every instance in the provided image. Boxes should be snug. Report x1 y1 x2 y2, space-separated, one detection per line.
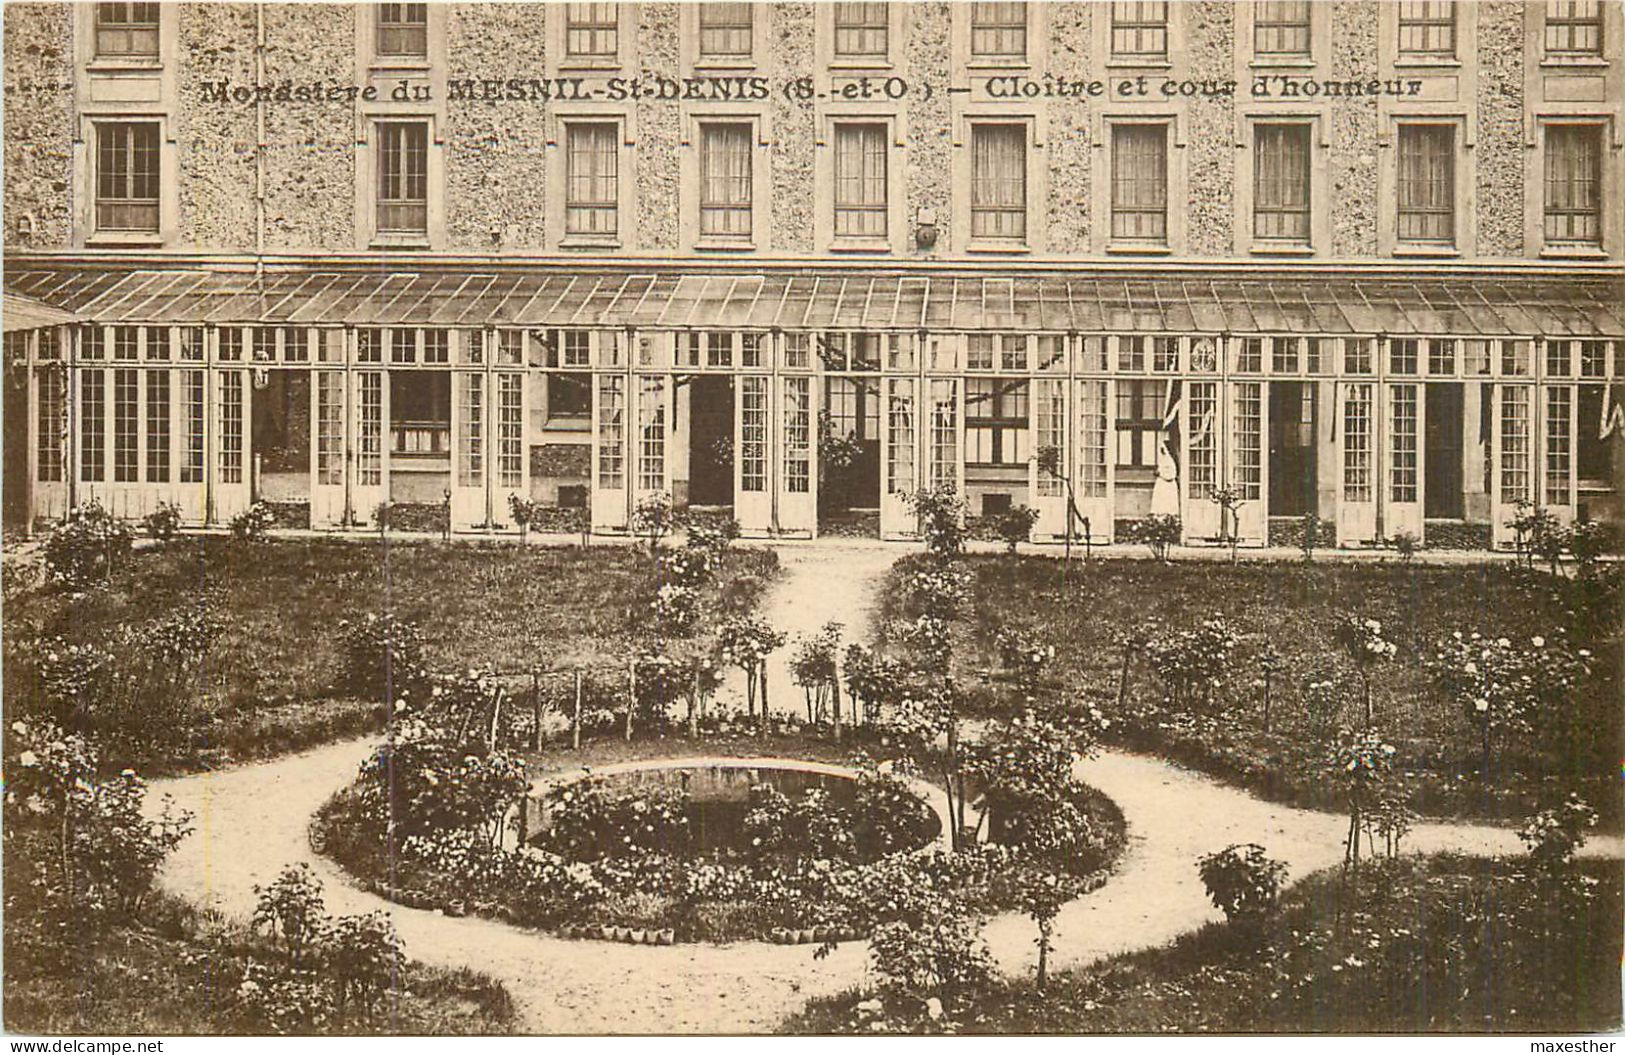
868 898 996 1023
356 717 529 847
1211 483 1246 563
994 627 1057 706
1125 513 1181 562
324 911 406 1020
843 643 906 725
717 615 785 730
1324 727 1396 872
1333 616 1396 724
337 612 429 703
1196 843 1288 930
790 621 845 733
1254 642 1284 733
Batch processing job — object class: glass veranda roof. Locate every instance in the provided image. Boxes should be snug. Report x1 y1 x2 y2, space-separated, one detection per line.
4 266 1621 338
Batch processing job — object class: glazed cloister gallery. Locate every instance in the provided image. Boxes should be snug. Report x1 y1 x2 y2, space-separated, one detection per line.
4 265 1622 549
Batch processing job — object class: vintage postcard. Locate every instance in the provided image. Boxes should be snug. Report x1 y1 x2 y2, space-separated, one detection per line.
2 0 1621 1041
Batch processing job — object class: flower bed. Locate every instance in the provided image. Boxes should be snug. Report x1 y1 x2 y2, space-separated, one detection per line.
314 736 1126 947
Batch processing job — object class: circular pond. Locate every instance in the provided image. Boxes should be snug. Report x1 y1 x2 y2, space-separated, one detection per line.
521 757 949 861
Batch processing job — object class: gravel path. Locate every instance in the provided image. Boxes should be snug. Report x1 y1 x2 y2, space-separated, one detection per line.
146 541 1624 1032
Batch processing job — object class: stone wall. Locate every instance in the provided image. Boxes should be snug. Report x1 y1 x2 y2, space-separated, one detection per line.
1184 1 1237 257
769 3 815 253
1328 1 1381 258
634 3 681 251
2 4 74 249
175 3 259 251
445 3 552 252
260 4 356 251
1476 1 1527 258
903 2 951 260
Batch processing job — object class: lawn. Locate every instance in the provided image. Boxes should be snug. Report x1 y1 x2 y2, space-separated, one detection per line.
875 554 1621 823
787 854 1622 1034
2 537 778 772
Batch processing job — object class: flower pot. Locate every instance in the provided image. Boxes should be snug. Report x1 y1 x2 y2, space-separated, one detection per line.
813 926 833 943
795 928 815 944
769 927 791 944
629 929 646 944
657 928 675 945
599 925 617 941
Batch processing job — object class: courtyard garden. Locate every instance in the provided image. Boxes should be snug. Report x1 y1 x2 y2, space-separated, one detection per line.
3 490 1619 1035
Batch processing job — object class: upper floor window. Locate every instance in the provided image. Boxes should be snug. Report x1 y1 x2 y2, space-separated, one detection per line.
1253 124 1311 244
96 122 160 233
1397 1 1456 59
1111 124 1168 245
698 3 754 62
1111 1 1168 63
377 121 428 235
1397 124 1455 245
565 3 619 62
1544 124 1603 247
95 3 158 59
377 3 428 59
1545 1 1602 58
700 122 754 242
833 2 889 61
970 123 1027 243
1254 1 1311 59
970 2 1028 62
834 123 889 241
565 122 620 240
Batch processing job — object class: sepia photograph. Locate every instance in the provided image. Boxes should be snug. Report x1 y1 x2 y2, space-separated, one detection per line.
1 0 1621 1040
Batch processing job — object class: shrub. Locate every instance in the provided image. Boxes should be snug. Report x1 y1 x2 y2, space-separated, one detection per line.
324 911 405 1018
905 485 968 561
1430 630 1592 774
843 644 906 724
337 612 428 701
230 501 276 542
43 501 133 587
252 863 328 967
632 492 676 554
869 900 996 1020
1391 530 1419 563
1568 521 1613 574
507 494 540 540
236 960 335 1035
142 500 183 541
1196 843 1288 924
993 505 1041 552
356 718 528 846
1124 514 1181 561
534 776 692 861
1143 617 1239 711
1519 793 1599 870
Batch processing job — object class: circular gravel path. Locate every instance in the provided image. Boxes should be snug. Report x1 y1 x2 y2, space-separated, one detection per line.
146 542 1624 1032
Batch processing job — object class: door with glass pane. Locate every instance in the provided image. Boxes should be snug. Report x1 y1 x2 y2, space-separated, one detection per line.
1542 385 1577 527
1183 380 1222 541
213 368 253 522
1490 383 1536 548
734 373 772 535
1028 377 1068 538
880 376 920 539
777 374 816 536
926 378 964 499
1382 383 1425 543
1071 379 1114 544
349 369 388 527
449 369 491 529
1336 382 1378 545
1229 381 1267 544
490 370 528 530
32 363 70 521
633 374 672 521
309 369 348 527
591 372 629 532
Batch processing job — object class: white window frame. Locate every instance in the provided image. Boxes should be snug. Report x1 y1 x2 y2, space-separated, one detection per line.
684 113 770 251
817 115 904 253
358 115 444 249
549 113 636 250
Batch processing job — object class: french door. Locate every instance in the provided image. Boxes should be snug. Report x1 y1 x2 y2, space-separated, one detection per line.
734 373 772 535
1336 381 1378 545
309 369 348 527
1028 377 1068 539
591 371 629 532
1382 383 1425 543
880 376 919 539
777 374 816 536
